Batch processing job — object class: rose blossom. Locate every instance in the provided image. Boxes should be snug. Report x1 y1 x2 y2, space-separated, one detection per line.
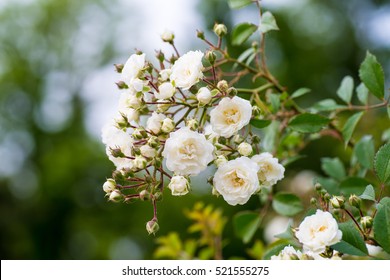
213 157 260 206
197 87 212 104
251 152 285 188
210 96 252 138
271 245 303 260
170 50 204 89
168 176 190 196
162 127 214 176
101 120 134 170
156 82 175 100
121 53 146 85
146 112 166 134
295 210 342 253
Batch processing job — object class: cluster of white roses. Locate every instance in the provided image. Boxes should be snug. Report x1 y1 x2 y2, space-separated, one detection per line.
272 210 342 260
101 32 285 221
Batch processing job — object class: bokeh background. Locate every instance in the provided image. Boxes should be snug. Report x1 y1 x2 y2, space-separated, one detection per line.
0 0 389 259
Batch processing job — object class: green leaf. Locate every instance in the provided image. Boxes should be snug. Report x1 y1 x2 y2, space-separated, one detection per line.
262 120 279 152
337 76 354 104
272 192 304 217
291 88 310 99
353 135 375 169
375 143 390 183
228 0 252 9
233 211 261 244
274 220 294 239
269 93 280 112
332 221 368 256
233 47 255 70
382 128 390 142
342 111 364 148
288 113 330 133
311 99 346 112
340 177 370 196
359 51 385 100
250 119 271 129
232 23 258 46
321 157 346 181
374 198 390 254
259 11 279 33
359 184 376 201
356 83 369 105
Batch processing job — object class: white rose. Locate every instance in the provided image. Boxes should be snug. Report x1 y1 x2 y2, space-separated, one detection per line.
156 82 175 100
140 145 156 158
238 142 252 156
128 77 148 93
121 53 146 85
146 112 166 134
101 121 134 170
170 50 204 89
159 68 172 81
118 90 142 110
162 127 214 176
213 157 260 206
168 176 190 196
295 210 342 254
161 30 175 42
271 245 303 260
197 87 212 104
251 152 285 188
210 96 252 138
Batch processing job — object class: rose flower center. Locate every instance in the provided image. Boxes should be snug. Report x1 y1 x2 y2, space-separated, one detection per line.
223 108 240 124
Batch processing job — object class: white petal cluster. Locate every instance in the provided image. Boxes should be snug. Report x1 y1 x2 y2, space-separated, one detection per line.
146 112 166 134
295 210 342 254
156 82 175 100
101 121 134 169
162 127 214 176
170 50 204 89
271 245 303 260
168 176 190 196
197 87 212 104
213 157 260 206
210 96 252 138
121 53 146 85
252 152 285 188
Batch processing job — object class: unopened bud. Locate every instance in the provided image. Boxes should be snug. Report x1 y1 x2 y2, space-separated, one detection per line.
349 194 362 209
108 190 123 203
140 145 157 158
110 148 124 158
153 191 163 201
215 155 228 167
330 196 345 209
251 135 261 144
310 197 317 206
212 187 220 197
323 193 331 202
186 118 199 130
233 134 244 144
238 142 253 156
112 170 124 181
116 81 128 89
132 128 145 140
114 64 124 73
148 136 160 148
218 136 227 145
196 30 205 40
121 168 135 178
227 87 238 97
161 30 174 43
197 87 212 105
115 114 129 129
169 54 178 64
155 50 165 62
252 105 262 117
103 179 116 193
361 216 373 230
153 157 162 168
217 80 229 92
213 23 228 37
146 219 159 235
161 118 175 133
315 183 322 191
139 190 150 201
134 156 147 170
252 41 259 50
206 50 217 65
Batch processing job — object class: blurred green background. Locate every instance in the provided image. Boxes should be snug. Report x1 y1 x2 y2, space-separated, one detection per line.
0 0 389 259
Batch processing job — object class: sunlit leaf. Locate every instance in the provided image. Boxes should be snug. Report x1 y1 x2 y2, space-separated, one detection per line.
359 51 385 100
332 221 368 256
228 0 252 9
233 211 261 244
288 113 330 133
272 193 303 217
259 11 279 33
337 76 354 104
232 22 258 46
342 111 364 148
375 143 390 183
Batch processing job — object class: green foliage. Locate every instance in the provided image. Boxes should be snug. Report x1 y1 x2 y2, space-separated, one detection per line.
232 22 258 46
321 157 346 181
353 135 375 169
374 198 390 254
375 143 390 183
356 83 369 105
288 113 330 133
340 177 370 196
259 11 279 34
290 88 310 99
337 76 354 104
233 211 261 244
272 193 304 217
359 51 385 100
249 119 271 129
332 221 368 256
359 185 376 202
227 0 252 9
342 112 365 148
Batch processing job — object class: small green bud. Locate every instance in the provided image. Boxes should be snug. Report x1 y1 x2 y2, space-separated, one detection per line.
315 183 322 191
251 41 259 50
161 118 175 133
205 50 217 65
134 156 147 170
114 63 124 73
139 190 150 201
146 219 159 235
217 80 229 92
153 157 162 168
121 168 135 178
186 118 199 131
252 105 262 117
213 23 228 37
196 30 205 40
251 135 261 144
148 136 160 148
238 142 253 156
110 147 124 158
233 134 244 144
214 155 228 167
323 193 331 202
112 170 124 181
349 194 362 209
361 216 373 230
227 87 237 97
218 136 227 145
153 191 163 201
310 197 317 206
161 30 174 43
169 54 178 64
116 81 128 89
108 190 123 203
155 50 165 62
330 196 345 209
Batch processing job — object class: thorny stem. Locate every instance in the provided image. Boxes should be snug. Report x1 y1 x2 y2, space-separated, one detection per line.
344 208 366 239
